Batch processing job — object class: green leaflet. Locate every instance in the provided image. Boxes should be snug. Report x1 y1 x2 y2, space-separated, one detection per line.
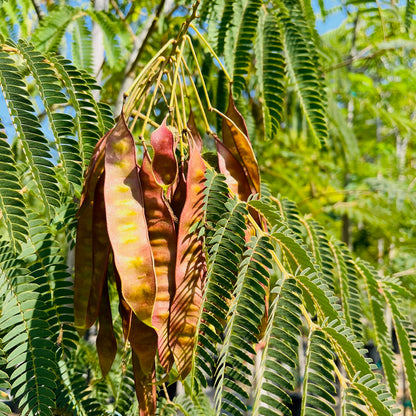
301 330 336 416
87 10 122 69
32 5 79 53
303 219 336 292
56 358 105 416
0 49 60 218
382 287 416 409
355 260 397 398
15 39 83 189
275 2 328 146
48 54 110 172
252 277 303 416
329 241 363 339
0 240 58 416
405 0 415 31
324 323 394 404
232 0 262 97
0 122 28 251
191 180 248 390
255 10 285 140
215 234 273 416
23 213 78 356
72 18 93 74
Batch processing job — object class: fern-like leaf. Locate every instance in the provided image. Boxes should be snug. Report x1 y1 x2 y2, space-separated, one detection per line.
323 322 398 414
329 240 363 339
215 234 273 416
49 55 109 171
232 0 262 97
192 193 248 389
301 329 336 416
355 260 397 398
382 284 416 409
405 0 415 31
303 218 335 292
0 49 60 219
72 18 93 73
0 122 28 251
14 39 83 189
56 358 105 416
32 5 79 53
255 10 285 140
23 213 78 357
252 277 303 416
88 10 121 69
0 240 58 416
216 0 235 56
276 4 328 146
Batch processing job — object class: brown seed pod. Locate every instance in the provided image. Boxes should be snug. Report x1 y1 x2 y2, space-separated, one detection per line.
74 132 110 332
150 117 177 187
169 129 206 379
140 151 176 371
104 114 156 328
222 91 260 195
96 279 117 377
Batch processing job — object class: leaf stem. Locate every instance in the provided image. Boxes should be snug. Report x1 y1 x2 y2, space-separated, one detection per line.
189 23 232 82
140 67 166 137
180 56 212 134
169 40 186 110
185 35 213 109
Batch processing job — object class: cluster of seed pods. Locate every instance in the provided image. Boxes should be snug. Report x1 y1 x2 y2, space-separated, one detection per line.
73 93 260 415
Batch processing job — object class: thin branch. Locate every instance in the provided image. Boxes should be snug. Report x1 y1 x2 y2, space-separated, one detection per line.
109 0 137 41
31 0 44 21
392 268 416 279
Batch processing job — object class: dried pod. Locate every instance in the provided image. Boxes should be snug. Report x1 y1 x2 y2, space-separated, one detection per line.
169 130 206 379
140 152 176 371
104 114 156 327
85 173 111 328
215 135 251 201
150 117 177 187
132 352 156 416
222 91 260 195
74 132 110 332
96 279 117 377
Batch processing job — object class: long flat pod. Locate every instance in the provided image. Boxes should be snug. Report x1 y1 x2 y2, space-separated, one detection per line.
222 92 260 195
85 173 111 328
104 114 156 327
169 130 206 378
78 130 111 209
96 279 117 377
114 268 158 375
140 152 176 371
117 278 157 415
132 351 156 416
74 132 110 331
